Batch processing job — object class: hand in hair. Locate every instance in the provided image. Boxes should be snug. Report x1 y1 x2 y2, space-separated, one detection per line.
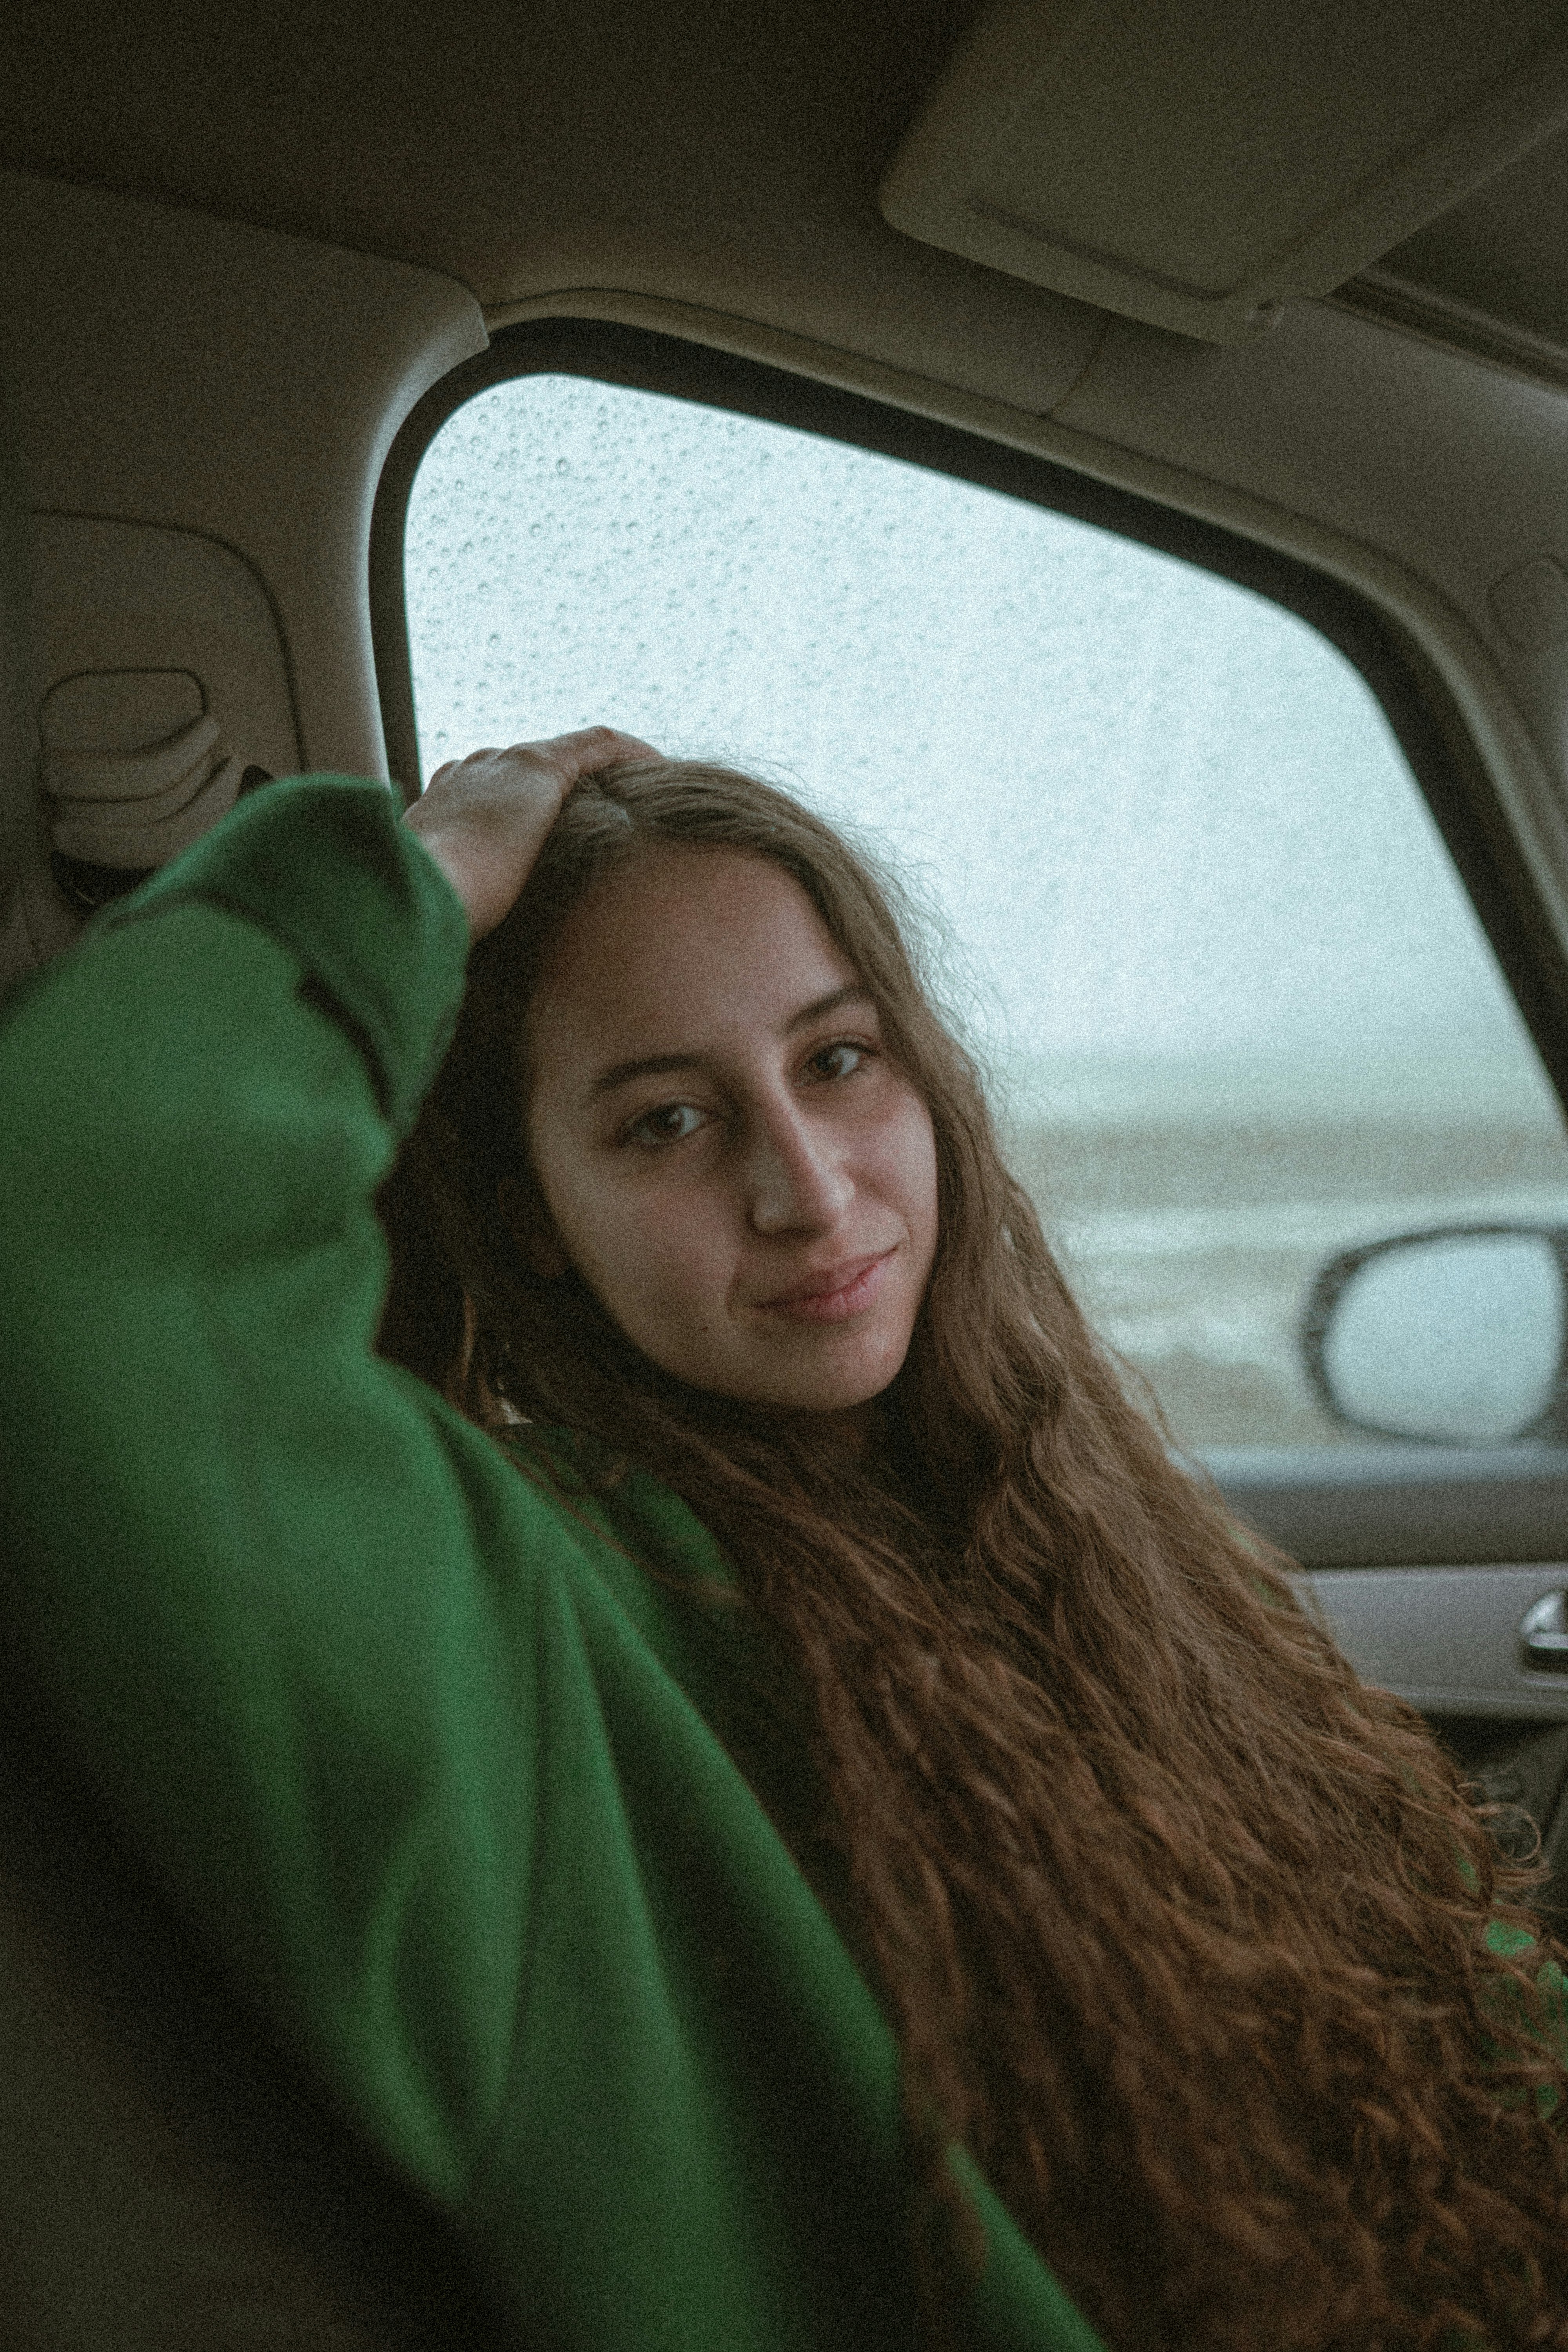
405 728 658 938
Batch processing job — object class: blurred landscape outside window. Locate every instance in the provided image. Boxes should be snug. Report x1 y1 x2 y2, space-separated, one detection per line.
403 374 1568 1455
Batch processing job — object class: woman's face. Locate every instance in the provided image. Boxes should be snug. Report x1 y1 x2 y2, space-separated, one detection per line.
521 843 940 1424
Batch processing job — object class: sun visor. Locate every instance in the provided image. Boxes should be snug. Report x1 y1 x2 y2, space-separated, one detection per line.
880 0 1568 342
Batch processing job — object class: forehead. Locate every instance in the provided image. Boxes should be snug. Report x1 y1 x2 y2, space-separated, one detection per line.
528 842 858 1063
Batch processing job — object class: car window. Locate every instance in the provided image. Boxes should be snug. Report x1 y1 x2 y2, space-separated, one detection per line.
402 372 1568 1459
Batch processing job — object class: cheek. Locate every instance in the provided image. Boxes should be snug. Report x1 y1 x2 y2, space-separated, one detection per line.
878 1093 940 1275
536 1158 731 1337
608 1193 729 1321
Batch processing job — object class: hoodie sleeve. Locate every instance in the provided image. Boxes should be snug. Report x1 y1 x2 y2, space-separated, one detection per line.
0 775 547 2204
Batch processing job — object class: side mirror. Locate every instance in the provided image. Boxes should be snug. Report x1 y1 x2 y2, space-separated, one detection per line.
1302 1224 1568 1446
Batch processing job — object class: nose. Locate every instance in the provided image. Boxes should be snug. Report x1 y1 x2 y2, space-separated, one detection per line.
745 1096 853 1235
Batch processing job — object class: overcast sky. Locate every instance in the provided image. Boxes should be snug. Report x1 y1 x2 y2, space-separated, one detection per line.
405 374 1553 1121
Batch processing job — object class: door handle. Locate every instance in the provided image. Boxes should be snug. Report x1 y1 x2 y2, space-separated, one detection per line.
1520 1591 1568 1671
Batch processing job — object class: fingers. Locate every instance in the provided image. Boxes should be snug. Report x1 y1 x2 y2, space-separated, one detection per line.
544 725 662 779
405 728 663 940
427 728 658 797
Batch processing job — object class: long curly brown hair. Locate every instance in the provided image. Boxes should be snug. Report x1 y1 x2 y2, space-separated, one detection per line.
377 759 1568 2350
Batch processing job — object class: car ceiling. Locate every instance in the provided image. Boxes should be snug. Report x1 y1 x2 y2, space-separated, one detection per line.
2 1 981 309
7 0 1568 393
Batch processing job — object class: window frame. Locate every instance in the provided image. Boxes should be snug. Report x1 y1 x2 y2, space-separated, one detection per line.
372 314 1568 1563
370 312 1568 1129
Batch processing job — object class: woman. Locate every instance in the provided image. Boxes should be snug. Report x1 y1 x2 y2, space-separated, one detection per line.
2 731 1564 2352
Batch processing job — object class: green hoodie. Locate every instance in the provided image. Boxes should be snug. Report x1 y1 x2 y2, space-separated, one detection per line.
0 775 1103 2352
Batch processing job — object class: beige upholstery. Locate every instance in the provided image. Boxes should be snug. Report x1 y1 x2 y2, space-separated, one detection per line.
0 1739 499 2352
0 392 504 2352
42 682 245 869
0 374 57 992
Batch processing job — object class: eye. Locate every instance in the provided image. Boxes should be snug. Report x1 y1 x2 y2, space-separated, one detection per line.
624 1100 708 1149
805 1038 873 1083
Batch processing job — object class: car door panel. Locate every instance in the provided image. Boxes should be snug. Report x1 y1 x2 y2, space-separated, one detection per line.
1207 1444 1568 1567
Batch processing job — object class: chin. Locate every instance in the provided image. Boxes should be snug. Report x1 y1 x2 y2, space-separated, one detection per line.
652 1306 918 1416
760 1332 911 1417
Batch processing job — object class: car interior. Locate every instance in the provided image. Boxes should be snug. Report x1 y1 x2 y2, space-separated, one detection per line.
6 1 1568 2341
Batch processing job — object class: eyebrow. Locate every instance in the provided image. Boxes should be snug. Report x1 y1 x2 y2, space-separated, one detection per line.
588 983 874 1098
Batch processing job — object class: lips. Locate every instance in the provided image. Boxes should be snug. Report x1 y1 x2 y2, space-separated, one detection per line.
757 1249 895 1325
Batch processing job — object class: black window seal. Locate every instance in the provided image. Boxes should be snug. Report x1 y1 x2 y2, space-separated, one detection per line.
369 312 1568 1123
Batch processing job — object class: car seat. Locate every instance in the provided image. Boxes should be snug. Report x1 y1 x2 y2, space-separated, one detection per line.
0 380 506 2352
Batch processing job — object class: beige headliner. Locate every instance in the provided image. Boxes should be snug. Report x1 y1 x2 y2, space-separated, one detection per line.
7 0 1568 389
